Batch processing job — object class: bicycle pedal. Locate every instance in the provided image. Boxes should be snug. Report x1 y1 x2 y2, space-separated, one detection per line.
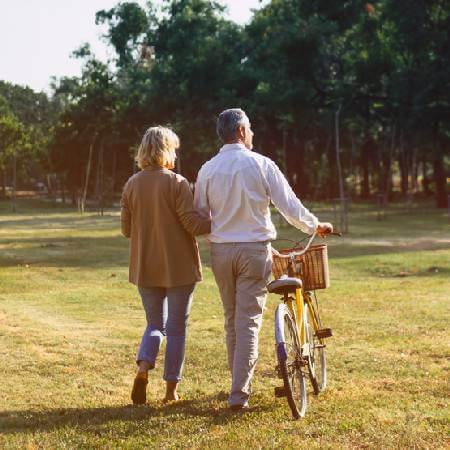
297 357 308 367
316 328 333 339
274 386 287 398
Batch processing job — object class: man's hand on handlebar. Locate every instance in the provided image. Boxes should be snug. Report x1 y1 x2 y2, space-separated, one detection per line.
317 222 333 238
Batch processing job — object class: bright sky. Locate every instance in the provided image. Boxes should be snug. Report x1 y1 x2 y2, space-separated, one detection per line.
0 0 265 93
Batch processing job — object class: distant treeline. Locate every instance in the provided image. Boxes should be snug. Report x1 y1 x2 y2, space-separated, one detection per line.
0 0 449 208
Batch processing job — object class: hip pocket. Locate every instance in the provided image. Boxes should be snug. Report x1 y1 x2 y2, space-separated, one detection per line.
240 248 272 281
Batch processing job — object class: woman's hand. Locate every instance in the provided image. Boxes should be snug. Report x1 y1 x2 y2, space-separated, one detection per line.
317 222 333 238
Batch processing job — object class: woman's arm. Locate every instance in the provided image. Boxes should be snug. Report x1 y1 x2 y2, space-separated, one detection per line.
120 182 131 238
176 178 211 236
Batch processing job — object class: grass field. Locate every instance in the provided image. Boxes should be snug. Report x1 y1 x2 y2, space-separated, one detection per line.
1 199 449 449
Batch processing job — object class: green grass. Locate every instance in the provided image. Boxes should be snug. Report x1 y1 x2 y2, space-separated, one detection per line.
1 199 449 449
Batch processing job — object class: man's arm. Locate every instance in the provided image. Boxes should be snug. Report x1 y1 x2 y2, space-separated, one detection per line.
265 160 318 234
193 166 211 219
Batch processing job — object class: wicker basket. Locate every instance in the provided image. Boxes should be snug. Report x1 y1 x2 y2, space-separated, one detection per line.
272 244 330 290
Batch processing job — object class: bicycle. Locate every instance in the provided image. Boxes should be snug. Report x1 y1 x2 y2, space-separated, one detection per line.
268 231 338 419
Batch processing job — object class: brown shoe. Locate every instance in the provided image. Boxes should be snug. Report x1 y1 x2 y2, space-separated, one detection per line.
229 403 249 412
131 375 148 405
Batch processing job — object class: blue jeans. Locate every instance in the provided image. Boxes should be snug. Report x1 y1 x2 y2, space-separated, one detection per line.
137 284 195 382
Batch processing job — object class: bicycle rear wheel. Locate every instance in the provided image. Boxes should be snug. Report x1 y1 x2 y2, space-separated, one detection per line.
305 305 327 394
275 303 307 419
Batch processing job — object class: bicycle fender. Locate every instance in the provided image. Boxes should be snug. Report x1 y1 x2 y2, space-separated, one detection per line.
277 342 288 362
274 304 287 344
275 303 289 362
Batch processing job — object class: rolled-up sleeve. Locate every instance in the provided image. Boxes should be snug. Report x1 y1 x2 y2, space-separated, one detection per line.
176 177 211 236
120 181 131 238
266 161 318 234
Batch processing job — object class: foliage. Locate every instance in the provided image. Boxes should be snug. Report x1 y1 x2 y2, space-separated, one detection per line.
1 0 449 206
0 82 58 193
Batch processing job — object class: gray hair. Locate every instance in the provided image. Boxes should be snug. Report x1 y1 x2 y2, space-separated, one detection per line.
216 108 249 142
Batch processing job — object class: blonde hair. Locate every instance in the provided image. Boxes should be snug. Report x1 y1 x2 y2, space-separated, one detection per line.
135 126 180 169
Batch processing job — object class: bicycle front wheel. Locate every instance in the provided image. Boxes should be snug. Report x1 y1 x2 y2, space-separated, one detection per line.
305 305 327 394
275 303 307 419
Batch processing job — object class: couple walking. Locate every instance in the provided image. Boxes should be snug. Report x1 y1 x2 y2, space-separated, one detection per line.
121 108 332 409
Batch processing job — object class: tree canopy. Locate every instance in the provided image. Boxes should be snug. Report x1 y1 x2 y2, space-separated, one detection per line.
0 0 448 207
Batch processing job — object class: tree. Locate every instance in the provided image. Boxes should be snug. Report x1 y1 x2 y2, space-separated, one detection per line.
0 97 29 209
0 81 59 198
51 45 118 209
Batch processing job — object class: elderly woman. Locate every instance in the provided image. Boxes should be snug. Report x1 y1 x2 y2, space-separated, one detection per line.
121 126 210 404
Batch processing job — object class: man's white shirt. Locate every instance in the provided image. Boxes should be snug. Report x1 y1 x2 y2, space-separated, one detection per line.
194 143 319 243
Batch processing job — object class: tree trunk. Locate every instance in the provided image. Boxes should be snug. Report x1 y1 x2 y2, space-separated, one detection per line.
81 134 97 214
421 159 431 196
11 153 17 212
410 146 418 194
399 161 408 196
349 132 355 197
398 134 409 197
313 137 331 201
327 128 338 199
47 174 57 207
433 140 447 208
335 106 348 232
376 142 384 194
110 148 117 205
286 130 304 197
94 140 102 199
71 188 76 206
383 123 396 204
94 138 105 213
360 142 370 199
1 167 6 199
60 173 66 204
98 140 104 216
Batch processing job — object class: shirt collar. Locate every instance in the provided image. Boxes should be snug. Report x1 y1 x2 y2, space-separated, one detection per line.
219 143 249 153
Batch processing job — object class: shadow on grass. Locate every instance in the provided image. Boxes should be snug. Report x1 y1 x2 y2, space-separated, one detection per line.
0 214 118 230
0 395 272 434
327 241 450 259
201 240 448 268
0 236 128 268
0 198 118 214
1 233 449 269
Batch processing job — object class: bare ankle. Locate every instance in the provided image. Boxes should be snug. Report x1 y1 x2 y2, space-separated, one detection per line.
165 381 179 399
137 360 153 374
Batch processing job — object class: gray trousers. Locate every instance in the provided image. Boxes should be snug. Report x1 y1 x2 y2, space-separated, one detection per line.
211 242 273 406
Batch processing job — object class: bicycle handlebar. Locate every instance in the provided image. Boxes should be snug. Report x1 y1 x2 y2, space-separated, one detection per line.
272 232 317 259
271 231 342 259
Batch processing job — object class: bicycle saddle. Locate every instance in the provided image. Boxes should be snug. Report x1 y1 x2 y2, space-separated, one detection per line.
267 277 302 294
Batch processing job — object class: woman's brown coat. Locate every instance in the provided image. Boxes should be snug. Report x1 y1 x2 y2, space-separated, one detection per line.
121 167 210 287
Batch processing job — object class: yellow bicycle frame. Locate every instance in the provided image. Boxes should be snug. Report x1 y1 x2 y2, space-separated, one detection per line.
294 288 305 343
283 287 304 347
305 293 321 338
288 289 323 349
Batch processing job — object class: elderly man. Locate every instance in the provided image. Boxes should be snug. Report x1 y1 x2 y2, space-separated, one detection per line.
194 108 332 410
